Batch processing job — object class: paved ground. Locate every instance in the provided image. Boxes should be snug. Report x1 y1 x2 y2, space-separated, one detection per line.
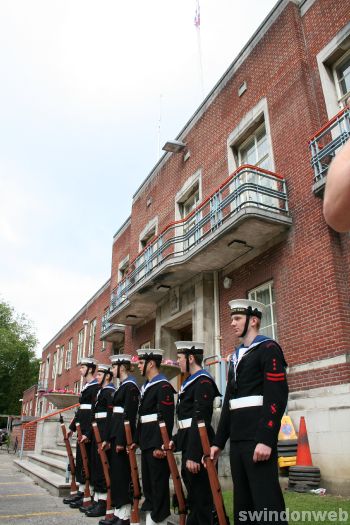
0 452 148 525
0 452 181 525
0 452 91 524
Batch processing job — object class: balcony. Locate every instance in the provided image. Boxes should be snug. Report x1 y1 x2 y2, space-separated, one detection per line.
309 106 350 196
109 165 292 325
100 317 125 343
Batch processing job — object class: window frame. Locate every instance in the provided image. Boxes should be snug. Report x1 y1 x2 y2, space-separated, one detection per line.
248 280 277 340
65 338 73 370
77 329 84 364
88 318 97 357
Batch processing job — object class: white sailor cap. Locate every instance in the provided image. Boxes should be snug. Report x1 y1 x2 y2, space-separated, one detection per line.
174 341 205 355
136 348 164 361
79 357 98 366
96 363 111 373
228 299 266 319
109 354 132 365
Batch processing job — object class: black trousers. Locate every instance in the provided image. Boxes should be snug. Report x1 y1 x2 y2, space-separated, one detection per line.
140 449 170 522
90 435 111 494
110 438 133 509
230 441 286 525
181 456 214 525
75 442 91 486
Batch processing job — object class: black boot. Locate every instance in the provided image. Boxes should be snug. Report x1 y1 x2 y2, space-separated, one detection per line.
99 516 119 525
79 501 97 513
69 497 83 508
63 491 83 504
116 520 130 525
85 500 107 517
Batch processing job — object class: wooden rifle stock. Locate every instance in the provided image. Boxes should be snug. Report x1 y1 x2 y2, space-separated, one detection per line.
124 419 141 525
158 416 187 525
76 422 92 507
197 419 229 525
92 421 113 521
59 415 78 496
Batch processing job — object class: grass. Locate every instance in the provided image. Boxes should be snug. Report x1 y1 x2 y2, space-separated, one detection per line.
222 490 350 524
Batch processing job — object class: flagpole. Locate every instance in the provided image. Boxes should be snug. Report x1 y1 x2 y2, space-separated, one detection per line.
194 0 204 99
157 93 162 160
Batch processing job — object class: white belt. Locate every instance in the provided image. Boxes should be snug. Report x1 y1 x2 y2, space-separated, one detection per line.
113 406 124 414
80 404 92 410
229 395 263 410
95 412 108 419
178 418 192 429
140 413 158 423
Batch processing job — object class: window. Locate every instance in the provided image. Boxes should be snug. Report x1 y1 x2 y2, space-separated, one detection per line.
74 381 80 394
334 52 350 107
88 318 96 357
175 172 202 254
58 345 64 375
52 352 58 380
77 329 84 364
65 339 73 369
138 217 159 279
118 256 130 283
248 281 277 339
180 184 200 251
317 25 350 117
238 123 270 170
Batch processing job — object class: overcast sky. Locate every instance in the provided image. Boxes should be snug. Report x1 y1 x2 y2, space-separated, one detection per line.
0 0 277 353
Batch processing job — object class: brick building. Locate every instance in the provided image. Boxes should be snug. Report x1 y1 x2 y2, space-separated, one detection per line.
27 0 350 492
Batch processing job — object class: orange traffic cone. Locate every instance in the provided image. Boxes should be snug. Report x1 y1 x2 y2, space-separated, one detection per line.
296 416 313 466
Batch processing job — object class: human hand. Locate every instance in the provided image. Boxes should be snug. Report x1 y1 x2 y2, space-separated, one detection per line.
186 459 200 474
153 448 166 459
253 443 271 462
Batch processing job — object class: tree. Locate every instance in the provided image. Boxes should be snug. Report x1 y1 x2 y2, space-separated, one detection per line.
0 300 40 416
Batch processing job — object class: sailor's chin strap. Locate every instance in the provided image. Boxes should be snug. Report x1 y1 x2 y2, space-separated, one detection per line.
239 306 261 338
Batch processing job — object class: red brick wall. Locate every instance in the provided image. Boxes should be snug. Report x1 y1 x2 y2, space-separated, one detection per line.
12 423 37 452
124 320 156 355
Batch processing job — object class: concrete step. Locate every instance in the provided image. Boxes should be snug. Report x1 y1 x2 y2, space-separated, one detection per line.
26 453 68 477
14 458 71 497
42 447 73 461
56 440 77 450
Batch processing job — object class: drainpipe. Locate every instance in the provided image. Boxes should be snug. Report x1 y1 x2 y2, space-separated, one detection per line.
213 271 222 405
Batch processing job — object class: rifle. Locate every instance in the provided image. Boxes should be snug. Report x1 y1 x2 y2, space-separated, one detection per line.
59 415 78 497
158 412 187 525
124 418 141 525
196 415 229 525
92 421 113 521
76 422 92 508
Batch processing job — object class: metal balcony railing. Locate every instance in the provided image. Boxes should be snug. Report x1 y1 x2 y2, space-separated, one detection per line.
37 379 48 392
110 164 289 313
309 106 350 186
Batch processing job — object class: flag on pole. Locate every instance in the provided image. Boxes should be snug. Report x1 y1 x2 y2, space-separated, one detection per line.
194 0 200 28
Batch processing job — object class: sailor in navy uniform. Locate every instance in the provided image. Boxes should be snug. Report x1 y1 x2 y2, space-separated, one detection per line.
65 357 99 508
211 299 288 525
98 354 140 525
136 349 176 525
85 363 116 518
172 341 221 525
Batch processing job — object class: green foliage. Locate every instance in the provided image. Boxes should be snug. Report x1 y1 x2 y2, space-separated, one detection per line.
0 300 40 415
